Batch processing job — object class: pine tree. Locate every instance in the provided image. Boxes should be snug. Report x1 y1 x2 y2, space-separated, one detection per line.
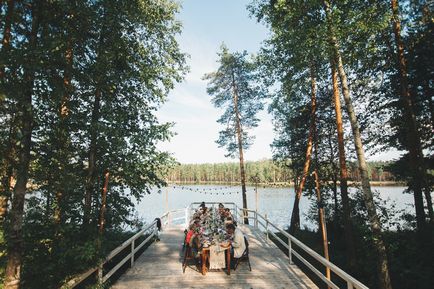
204 45 265 224
0 0 187 287
323 1 392 288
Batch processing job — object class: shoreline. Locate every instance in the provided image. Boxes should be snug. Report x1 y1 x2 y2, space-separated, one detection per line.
167 180 406 187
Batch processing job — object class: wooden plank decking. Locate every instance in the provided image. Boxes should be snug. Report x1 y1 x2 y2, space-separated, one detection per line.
111 224 318 289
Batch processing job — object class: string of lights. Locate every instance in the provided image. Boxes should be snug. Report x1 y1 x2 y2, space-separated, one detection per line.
167 182 291 189
173 185 239 195
161 183 292 196
165 184 261 195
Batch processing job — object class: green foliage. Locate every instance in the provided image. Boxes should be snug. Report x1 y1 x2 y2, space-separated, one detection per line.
0 0 186 287
167 159 401 184
302 186 433 289
203 44 266 158
249 0 433 287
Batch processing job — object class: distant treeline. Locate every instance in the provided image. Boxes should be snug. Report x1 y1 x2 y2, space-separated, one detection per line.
167 159 399 184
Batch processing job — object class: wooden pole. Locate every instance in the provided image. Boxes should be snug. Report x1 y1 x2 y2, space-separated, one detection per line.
312 170 331 287
391 0 431 226
231 69 249 225
289 64 316 233
96 170 110 284
255 180 258 213
165 186 170 225
324 2 392 288
4 4 39 287
165 186 169 212
265 213 269 240
99 170 110 235
331 58 356 272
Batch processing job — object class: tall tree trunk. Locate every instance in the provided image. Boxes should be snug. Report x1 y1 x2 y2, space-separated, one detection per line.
54 37 73 226
0 0 14 78
391 0 428 229
425 80 434 129
312 109 331 286
0 0 16 198
424 187 433 224
326 125 339 220
324 2 392 288
96 170 109 273
231 72 248 225
84 18 108 227
98 170 109 235
0 122 15 223
4 2 39 288
331 59 357 272
289 65 316 234
0 0 16 223
84 88 101 227
312 170 331 285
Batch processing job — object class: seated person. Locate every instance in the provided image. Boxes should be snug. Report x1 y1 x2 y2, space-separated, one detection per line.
226 223 246 267
218 203 225 218
185 224 201 258
224 208 232 218
185 225 195 245
200 206 208 217
224 217 234 226
189 215 201 226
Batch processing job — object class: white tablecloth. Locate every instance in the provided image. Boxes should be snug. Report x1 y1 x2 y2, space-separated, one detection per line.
209 244 225 269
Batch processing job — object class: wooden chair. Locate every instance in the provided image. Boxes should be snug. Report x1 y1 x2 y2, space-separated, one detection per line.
182 229 187 248
233 236 251 271
182 236 199 273
182 242 200 273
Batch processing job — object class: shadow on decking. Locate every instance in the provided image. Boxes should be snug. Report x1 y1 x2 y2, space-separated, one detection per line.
110 225 318 289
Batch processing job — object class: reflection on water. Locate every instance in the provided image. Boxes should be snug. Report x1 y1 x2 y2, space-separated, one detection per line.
135 185 412 230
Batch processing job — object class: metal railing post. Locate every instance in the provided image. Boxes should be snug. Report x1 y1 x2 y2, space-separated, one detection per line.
255 211 258 228
131 239 135 267
288 237 292 264
243 208 246 224
63 202 370 289
233 204 237 222
98 264 103 283
168 211 171 226
265 213 269 240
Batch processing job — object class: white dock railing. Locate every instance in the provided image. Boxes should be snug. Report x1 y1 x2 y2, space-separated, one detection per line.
63 202 368 289
233 205 368 289
62 209 184 289
188 202 368 289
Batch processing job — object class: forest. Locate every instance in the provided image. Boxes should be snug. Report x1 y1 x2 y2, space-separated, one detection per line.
0 1 186 288
166 160 401 184
202 1 433 289
0 0 433 289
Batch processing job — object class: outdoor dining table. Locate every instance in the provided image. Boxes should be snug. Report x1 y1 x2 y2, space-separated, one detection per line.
200 242 231 275
189 206 233 275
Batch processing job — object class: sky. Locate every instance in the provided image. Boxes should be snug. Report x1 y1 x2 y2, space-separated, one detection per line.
156 0 403 164
156 0 272 164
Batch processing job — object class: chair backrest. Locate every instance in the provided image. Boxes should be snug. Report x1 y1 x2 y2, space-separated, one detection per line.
155 218 162 231
244 236 249 255
185 243 195 258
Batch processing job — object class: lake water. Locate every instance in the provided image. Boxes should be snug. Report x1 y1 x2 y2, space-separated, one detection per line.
135 184 413 230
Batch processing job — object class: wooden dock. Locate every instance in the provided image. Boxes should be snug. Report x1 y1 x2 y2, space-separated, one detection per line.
111 224 318 289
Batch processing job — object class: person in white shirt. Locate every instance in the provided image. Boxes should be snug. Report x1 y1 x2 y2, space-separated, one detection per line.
226 224 246 259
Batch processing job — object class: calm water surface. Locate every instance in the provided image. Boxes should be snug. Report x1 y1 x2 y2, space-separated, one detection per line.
135 185 413 230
